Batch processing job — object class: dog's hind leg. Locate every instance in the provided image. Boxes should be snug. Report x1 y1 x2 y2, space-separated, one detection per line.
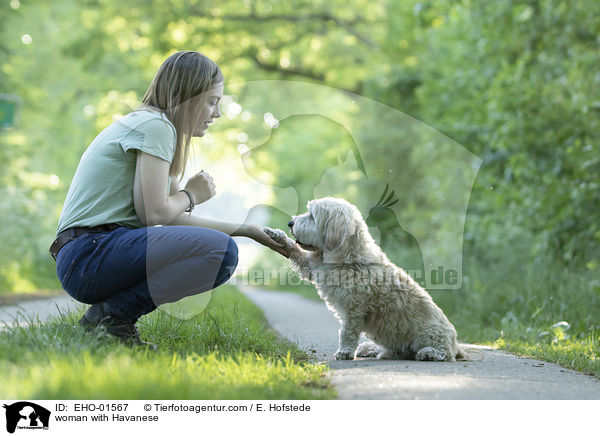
411 330 455 361
355 341 384 358
415 347 448 362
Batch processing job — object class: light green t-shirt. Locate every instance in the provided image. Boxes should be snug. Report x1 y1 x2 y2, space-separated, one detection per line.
56 109 177 236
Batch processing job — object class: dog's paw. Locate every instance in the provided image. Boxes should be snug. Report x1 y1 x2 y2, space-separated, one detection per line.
262 226 283 240
334 348 355 360
415 347 447 362
263 227 294 248
355 341 382 358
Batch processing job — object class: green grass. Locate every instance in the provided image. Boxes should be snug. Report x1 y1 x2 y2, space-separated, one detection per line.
0 285 335 399
431 253 600 378
493 333 600 377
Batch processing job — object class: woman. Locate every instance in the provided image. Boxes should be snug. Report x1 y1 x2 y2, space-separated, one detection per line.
50 51 287 350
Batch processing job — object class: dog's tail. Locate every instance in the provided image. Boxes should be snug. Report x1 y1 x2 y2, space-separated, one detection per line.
456 347 485 361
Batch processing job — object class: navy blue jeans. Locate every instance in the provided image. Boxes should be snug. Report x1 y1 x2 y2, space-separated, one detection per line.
55 226 238 323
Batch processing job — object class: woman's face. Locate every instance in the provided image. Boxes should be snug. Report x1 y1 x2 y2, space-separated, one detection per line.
193 82 224 137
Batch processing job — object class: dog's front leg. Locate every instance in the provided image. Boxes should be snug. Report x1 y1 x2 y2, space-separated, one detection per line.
285 243 311 269
335 316 363 360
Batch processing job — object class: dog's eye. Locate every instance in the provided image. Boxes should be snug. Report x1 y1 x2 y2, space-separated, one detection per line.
309 214 314 220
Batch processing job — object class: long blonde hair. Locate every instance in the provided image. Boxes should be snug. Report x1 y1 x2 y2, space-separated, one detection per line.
139 51 224 179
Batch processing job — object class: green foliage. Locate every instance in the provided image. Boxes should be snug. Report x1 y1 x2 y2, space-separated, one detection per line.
412 0 600 268
1 0 598 363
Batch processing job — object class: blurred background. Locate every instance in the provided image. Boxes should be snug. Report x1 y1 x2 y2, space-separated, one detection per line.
1 0 598 345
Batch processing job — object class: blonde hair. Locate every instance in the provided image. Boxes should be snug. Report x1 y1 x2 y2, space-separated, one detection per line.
138 51 224 179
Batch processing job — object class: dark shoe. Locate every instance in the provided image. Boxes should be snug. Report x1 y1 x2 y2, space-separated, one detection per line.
79 303 157 351
78 303 111 331
102 320 158 351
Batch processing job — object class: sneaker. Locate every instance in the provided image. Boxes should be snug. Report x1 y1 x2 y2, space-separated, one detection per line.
79 303 158 351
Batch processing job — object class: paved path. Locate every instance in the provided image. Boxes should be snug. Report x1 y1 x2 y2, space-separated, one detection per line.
0 295 83 329
240 286 600 400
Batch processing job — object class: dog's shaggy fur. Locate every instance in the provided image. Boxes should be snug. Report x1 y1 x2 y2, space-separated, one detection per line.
265 197 473 361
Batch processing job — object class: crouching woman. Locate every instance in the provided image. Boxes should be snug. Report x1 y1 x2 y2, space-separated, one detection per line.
50 51 286 350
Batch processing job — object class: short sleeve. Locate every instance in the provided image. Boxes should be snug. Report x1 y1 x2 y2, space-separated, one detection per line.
120 116 177 163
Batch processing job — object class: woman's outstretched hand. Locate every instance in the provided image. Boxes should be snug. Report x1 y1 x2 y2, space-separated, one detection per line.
242 224 291 258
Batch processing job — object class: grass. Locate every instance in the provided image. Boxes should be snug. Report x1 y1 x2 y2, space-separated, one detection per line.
432 252 600 378
494 334 600 377
0 285 336 399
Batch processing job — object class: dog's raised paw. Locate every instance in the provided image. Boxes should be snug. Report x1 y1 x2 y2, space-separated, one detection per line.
263 227 295 249
263 227 288 242
262 227 280 238
334 349 355 360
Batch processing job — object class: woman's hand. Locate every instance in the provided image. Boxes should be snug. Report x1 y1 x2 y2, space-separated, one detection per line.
241 224 291 258
184 170 216 205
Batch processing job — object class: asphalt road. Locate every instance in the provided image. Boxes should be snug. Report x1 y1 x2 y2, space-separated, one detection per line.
0 294 83 329
239 286 600 400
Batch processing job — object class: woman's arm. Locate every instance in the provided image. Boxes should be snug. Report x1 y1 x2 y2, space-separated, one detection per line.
169 176 182 196
133 151 192 226
167 212 250 236
167 205 289 257
134 149 250 232
134 150 233 231
134 150 288 256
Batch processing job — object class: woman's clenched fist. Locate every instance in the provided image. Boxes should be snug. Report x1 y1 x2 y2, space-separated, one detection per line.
184 170 216 205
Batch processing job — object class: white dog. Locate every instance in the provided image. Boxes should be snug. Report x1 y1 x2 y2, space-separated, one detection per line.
265 197 478 361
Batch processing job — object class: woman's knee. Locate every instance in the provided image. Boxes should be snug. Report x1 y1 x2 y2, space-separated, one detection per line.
224 237 239 271
216 237 239 282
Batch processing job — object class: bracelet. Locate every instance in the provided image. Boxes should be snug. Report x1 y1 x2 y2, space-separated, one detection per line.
180 189 195 213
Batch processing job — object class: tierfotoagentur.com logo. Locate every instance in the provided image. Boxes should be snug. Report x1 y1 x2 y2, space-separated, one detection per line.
2 402 51 433
226 265 460 288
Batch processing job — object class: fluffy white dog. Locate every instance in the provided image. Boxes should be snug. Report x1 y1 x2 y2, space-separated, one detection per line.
264 197 477 361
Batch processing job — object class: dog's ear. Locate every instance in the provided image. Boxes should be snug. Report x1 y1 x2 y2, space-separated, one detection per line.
323 209 353 251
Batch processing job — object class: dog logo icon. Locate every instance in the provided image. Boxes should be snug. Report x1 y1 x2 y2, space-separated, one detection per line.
2 402 50 433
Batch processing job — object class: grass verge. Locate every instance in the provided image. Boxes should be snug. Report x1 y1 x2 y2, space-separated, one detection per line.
449 319 600 378
489 330 600 377
0 285 335 399
431 256 600 378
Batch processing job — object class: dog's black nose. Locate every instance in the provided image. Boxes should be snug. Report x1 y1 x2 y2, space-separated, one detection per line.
288 220 294 228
